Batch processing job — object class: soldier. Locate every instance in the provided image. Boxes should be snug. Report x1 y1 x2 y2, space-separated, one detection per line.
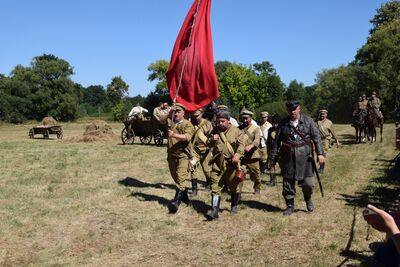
160 103 195 213
216 105 239 127
206 110 245 220
316 109 340 173
269 100 325 216
353 96 364 117
238 110 262 194
368 91 383 119
188 108 213 196
153 102 163 121
259 111 272 175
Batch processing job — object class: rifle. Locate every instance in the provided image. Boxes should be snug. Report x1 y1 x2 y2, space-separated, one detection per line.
293 127 324 198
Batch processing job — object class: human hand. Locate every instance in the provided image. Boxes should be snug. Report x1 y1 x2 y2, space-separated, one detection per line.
231 154 240 165
168 130 175 138
317 155 325 165
364 204 400 235
212 134 220 141
244 144 253 153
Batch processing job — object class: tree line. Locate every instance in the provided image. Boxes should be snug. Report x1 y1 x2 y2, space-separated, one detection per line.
0 1 399 123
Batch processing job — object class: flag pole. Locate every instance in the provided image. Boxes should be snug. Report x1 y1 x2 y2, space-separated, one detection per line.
172 0 201 106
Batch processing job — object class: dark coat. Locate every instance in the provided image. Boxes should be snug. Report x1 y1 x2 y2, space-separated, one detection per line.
270 114 324 180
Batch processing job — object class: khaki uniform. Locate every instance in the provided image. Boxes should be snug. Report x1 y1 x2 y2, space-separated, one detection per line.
153 107 162 121
167 119 194 190
317 118 338 151
189 119 213 182
353 101 365 116
368 97 382 118
238 124 262 191
208 125 245 195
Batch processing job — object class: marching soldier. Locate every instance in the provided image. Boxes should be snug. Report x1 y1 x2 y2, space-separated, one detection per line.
238 110 262 194
206 110 245 220
269 100 325 216
316 109 340 173
216 105 239 127
259 111 272 175
160 103 195 213
188 108 213 196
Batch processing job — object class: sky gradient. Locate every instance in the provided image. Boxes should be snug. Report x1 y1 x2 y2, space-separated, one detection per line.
0 0 390 96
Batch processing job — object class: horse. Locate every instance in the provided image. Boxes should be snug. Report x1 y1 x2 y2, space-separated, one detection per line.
353 110 367 143
366 107 384 143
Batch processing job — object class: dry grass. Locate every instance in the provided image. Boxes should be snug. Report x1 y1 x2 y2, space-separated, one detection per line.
0 121 398 266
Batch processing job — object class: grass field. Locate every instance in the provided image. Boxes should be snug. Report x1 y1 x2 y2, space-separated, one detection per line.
0 121 399 266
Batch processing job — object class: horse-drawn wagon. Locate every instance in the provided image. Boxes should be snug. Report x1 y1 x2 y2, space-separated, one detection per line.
28 125 63 139
121 117 167 146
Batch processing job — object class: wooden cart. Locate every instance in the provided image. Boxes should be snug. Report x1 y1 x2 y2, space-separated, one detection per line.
121 117 166 146
28 125 63 139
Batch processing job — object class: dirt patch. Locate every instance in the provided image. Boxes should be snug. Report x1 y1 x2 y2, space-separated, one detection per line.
81 120 116 142
41 117 57 126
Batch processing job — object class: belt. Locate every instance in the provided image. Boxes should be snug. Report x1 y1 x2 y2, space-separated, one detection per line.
282 142 307 148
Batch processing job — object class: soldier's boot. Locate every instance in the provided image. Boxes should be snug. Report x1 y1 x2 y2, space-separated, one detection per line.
181 189 191 206
230 193 240 214
283 198 295 216
269 173 276 187
260 160 267 174
190 179 198 197
206 194 220 220
168 189 184 214
304 196 314 212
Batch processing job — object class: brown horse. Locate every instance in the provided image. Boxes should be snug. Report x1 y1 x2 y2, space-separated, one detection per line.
366 107 384 143
353 110 367 143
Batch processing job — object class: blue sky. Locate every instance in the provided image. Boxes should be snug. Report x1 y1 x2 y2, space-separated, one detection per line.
0 0 390 96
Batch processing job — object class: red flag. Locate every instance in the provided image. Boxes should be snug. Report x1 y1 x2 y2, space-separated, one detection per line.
166 0 218 112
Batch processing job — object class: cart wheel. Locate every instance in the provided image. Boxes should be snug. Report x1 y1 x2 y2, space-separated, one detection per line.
29 129 34 139
121 128 135 144
57 129 63 139
154 130 164 146
140 135 152 144
43 129 49 139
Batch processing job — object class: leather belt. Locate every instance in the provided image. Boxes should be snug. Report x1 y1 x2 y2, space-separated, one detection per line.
282 142 307 148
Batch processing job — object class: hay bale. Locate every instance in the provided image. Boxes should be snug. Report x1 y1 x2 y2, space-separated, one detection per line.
42 116 57 126
82 120 115 142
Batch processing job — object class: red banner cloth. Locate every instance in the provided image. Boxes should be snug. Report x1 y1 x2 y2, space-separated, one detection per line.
166 0 218 112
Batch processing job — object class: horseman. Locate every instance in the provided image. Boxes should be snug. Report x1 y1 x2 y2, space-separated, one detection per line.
352 96 367 122
368 91 383 119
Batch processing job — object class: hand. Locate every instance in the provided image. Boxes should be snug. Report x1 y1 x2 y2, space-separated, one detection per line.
168 130 175 138
231 154 240 165
336 142 341 148
212 134 220 141
364 204 400 235
317 155 325 165
244 144 253 153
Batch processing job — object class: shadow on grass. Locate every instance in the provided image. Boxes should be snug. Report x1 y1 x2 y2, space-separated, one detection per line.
118 176 175 190
339 133 359 146
240 199 283 212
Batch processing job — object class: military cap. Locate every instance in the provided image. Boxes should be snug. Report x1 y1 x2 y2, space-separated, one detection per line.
286 100 300 109
240 110 254 117
319 109 328 114
371 91 377 95
216 105 228 110
260 111 269 118
175 103 186 111
192 109 203 117
216 110 230 120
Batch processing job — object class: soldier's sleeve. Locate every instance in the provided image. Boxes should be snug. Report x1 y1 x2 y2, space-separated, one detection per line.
183 120 195 141
252 127 261 147
329 121 338 140
310 119 325 156
234 130 245 157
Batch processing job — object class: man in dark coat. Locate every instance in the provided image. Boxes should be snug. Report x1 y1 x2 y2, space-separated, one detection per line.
269 100 325 216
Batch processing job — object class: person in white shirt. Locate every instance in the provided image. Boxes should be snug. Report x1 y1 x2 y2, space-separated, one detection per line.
128 103 148 120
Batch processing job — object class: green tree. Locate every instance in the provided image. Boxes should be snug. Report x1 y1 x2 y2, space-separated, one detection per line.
106 76 129 106
369 1 400 34
147 60 169 95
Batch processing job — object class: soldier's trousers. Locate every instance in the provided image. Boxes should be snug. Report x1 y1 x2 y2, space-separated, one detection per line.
191 150 212 182
241 158 261 190
282 176 314 202
210 157 240 195
321 138 330 152
167 155 189 191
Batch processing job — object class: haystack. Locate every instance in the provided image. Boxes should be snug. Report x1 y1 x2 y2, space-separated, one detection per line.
82 120 115 142
42 116 57 126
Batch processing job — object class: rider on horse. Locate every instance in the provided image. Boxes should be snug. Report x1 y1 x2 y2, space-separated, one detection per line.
368 91 383 119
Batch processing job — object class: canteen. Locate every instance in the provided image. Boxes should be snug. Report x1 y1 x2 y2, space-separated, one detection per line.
234 168 246 182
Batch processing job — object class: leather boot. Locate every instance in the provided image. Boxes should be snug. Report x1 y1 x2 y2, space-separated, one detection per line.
230 193 240 214
181 189 191 206
283 198 295 216
304 196 314 212
190 179 198 197
168 189 184 214
206 194 220 220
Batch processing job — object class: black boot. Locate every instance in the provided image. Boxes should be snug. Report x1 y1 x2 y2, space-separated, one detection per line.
230 193 240 214
206 194 220 220
305 196 314 212
270 173 276 187
168 189 184 214
190 179 198 197
283 198 295 216
204 180 211 192
181 189 191 206
260 160 267 174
